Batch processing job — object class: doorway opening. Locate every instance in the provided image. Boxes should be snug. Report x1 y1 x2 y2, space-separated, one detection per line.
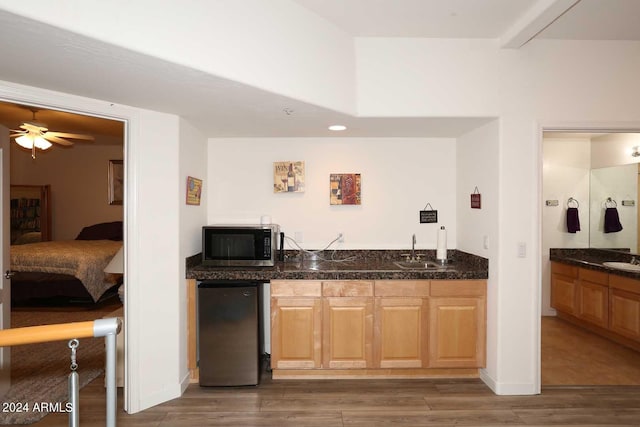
0 100 127 391
541 129 640 386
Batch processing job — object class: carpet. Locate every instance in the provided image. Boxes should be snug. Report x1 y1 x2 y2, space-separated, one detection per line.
0 305 120 425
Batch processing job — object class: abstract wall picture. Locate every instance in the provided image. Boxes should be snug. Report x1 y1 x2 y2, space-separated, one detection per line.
330 173 361 205
274 161 305 193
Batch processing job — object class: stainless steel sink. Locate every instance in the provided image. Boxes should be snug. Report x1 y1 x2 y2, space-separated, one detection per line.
393 260 445 270
602 261 640 272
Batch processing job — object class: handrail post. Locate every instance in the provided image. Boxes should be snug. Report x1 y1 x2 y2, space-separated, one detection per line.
94 318 121 427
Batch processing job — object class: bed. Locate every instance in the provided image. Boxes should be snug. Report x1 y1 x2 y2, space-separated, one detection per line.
10 221 123 306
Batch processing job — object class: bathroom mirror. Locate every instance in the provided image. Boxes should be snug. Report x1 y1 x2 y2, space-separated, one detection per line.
589 164 639 253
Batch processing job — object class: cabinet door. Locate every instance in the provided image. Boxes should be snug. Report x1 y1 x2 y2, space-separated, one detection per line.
374 297 428 368
551 274 577 314
322 297 374 369
428 297 485 368
610 289 640 341
271 297 322 369
577 281 608 328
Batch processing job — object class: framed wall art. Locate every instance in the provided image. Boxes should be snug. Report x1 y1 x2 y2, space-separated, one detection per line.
186 176 203 205
330 173 361 205
274 161 305 193
108 160 124 205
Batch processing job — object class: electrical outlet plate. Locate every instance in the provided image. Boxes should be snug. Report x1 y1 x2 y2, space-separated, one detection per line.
338 233 344 243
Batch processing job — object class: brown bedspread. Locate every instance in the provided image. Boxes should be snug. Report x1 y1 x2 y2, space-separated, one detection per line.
10 240 122 301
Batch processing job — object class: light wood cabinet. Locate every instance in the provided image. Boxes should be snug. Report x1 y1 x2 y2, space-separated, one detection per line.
270 278 487 377
322 281 374 368
576 268 608 328
374 280 430 368
270 281 322 369
551 262 640 351
428 280 486 368
551 262 578 315
609 275 640 341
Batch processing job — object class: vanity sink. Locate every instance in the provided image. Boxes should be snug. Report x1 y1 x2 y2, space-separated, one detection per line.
602 262 640 272
393 260 446 270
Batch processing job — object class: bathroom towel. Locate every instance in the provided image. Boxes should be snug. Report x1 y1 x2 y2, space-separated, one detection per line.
566 207 580 233
604 207 623 233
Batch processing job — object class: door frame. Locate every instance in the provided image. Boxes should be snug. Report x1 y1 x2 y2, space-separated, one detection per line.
0 124 10 396
0 85 136 411
537 122 640 391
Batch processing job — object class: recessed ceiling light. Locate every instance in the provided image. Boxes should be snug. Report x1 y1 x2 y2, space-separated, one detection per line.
328 125 346 131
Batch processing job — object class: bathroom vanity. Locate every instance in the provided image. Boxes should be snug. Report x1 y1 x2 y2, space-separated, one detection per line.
550 249 640 352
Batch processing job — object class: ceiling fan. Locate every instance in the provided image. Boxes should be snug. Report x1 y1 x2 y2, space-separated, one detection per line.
10 108 95 159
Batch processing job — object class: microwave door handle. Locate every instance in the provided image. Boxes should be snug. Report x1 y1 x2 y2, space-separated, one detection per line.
279 232 285 261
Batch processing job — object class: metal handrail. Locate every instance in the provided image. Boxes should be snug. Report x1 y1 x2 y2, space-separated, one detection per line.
0 317 122 427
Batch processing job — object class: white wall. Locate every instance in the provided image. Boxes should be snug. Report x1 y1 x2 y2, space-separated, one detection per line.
208 137 457 250
456 120 499 384
589 164 637 250
178 118 207 391
541 137 591 316
356 37 640 394
10 139 124 240
0 0 356 114
591 133 640 169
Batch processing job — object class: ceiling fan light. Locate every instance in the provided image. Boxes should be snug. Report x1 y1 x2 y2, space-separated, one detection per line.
15 135 34 149
34 136 52 150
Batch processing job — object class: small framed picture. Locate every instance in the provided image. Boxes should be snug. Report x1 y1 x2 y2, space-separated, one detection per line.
186 176 203 205
108 160 124 205
274 161 305 193
330 173 361 205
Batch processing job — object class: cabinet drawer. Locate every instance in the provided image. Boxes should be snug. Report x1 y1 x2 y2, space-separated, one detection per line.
430 280 486 297
322 281 373 297
609 275 640 295
271 280 322 297
374 280 430 297
579 268 608 285
551 262 578 278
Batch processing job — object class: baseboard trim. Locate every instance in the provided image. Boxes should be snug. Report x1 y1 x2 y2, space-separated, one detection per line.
480 369 539 395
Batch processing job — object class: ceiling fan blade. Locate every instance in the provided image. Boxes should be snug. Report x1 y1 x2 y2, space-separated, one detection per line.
44 135 74 146
44 131 94 141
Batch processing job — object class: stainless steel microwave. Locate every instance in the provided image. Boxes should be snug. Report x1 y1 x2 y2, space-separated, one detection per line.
202 224 280 267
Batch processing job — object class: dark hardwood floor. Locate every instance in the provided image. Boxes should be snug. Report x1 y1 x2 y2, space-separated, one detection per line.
30 315 640 426
32 375 640 426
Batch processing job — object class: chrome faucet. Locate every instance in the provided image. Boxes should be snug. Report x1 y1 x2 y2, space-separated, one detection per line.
401 234 421 262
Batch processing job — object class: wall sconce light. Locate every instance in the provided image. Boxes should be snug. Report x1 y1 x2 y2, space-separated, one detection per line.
632 146 640 157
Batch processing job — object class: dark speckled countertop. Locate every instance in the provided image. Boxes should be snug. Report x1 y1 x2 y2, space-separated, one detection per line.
186 250 488 281
550 248 640 279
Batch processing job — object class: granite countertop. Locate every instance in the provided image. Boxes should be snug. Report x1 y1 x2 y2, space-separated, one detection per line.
186 249 488 281
550 248 640 279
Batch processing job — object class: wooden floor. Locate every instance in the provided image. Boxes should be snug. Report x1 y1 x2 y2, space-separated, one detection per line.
32 375 640 426
542 316 640 385
31 316 640 426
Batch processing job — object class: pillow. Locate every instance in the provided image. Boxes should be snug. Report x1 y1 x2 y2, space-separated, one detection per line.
75 221 123 241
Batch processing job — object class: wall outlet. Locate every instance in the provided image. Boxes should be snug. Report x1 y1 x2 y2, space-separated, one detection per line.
338 232 344 243
294 231 303 243
483 235 489 250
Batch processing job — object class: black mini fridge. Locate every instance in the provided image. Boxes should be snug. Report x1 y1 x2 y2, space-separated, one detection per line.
198 281 260 386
